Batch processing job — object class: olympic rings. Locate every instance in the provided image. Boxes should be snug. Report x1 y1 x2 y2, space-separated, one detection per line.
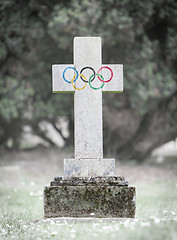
89 74 105 90
63 67 78 83
62 66 113 90
71 74 87 91
97 66 113 82
80 67 95 83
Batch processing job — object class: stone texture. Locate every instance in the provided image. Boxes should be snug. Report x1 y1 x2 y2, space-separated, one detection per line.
52 64 75 92
44 177 136 218
101 64 123 92
64 158 115 178
74 37 103 159
51 176 128 186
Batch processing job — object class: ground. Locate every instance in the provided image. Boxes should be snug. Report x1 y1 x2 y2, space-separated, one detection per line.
0 147 177 240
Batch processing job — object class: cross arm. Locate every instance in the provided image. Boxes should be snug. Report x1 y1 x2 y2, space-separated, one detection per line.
101 64 123 92
52 64 123 93
52 64 75 93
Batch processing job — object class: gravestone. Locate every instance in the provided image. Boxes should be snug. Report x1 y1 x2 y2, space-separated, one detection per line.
44 37 136 218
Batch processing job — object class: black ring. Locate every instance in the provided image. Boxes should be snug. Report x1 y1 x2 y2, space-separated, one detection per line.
80 67 96 83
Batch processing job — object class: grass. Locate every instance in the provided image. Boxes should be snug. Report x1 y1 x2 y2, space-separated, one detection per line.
0 179 177 240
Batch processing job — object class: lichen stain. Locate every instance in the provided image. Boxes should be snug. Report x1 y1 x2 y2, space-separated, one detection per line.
44 184 136 218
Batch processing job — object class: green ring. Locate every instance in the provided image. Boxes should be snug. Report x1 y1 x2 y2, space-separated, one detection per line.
89 74 105 90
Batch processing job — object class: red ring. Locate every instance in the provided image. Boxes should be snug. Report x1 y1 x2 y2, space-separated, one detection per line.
97 66 113 83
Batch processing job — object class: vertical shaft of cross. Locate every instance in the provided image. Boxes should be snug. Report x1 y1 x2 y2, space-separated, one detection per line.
74 37 103 159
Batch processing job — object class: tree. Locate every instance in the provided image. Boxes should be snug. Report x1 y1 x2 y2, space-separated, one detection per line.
0 0 176 161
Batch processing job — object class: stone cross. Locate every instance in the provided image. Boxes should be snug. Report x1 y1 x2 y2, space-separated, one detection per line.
52 37 123 178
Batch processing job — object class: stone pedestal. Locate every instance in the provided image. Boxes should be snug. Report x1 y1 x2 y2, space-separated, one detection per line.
44 177 136 218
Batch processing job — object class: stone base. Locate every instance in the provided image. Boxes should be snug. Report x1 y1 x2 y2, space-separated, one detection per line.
44 177 136 218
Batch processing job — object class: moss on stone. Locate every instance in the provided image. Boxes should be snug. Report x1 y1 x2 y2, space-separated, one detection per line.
44 179 136 218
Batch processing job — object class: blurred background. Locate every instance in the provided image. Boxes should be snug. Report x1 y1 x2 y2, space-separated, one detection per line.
0 0 177 165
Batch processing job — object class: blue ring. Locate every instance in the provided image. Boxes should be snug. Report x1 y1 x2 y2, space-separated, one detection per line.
63 67 78 83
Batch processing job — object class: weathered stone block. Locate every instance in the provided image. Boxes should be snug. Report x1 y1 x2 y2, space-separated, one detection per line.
64 158 115 178
44 177 136 218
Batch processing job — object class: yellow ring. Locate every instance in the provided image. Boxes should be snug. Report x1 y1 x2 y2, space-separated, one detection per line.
71 74 87 90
